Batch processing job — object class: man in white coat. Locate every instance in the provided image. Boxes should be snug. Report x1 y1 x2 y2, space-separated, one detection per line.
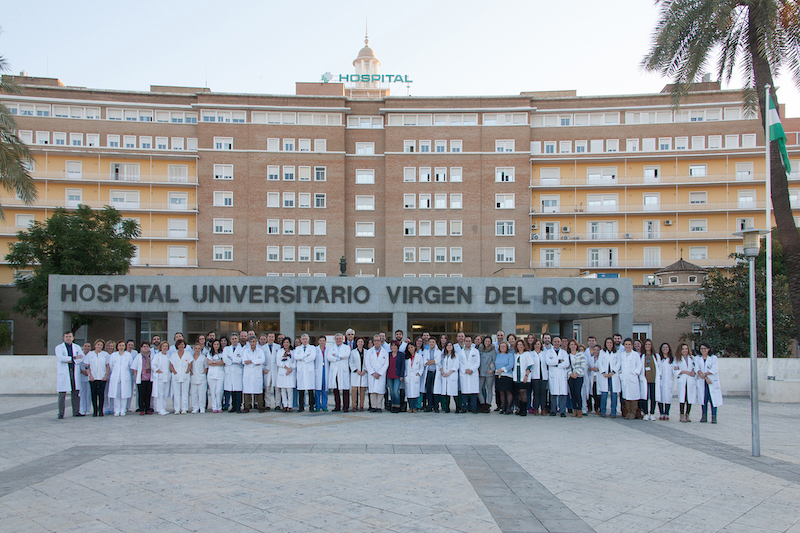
365 335 389 413
546 336 570 416
695 343 723 424
293 334 317 412
315 336 329 412
260 333 279 411
55 331 85 419
241 335 266 413
223 333 244 413
582 337 599 414
458 336 480 413
327 333 351 412
620 338 643 420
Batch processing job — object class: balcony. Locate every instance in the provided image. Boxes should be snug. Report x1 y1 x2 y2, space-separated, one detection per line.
530 201 767 215
0 198 199 212
131 257 198 267
531 172 767 188
529 257 737 269
31 170 198 185
530 229 746 242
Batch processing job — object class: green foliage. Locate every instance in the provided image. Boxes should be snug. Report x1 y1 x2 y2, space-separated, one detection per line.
5 205 140 332
677 255 796 357
0 311 12 350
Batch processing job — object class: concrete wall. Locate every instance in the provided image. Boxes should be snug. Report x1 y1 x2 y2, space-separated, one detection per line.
5 355 797 397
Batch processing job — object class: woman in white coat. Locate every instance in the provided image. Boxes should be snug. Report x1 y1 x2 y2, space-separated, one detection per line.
695 343 723 423
189 343 208 414
293 334 317 412
365 335 389 413
596 338 620 418
640 339 661 421
545 340 570 416
511 339 533 416
206 340 225 413
241 335 265 413
528 338 548 416
275 337 296 412
657 343 674 420
421 338 442 412
85 339 109 417
404 344 424 413
434 341 460 413
326 334 352 412
458 338 481 414
223 333 244 413
619 338 642 420
349 337 368 412
673 343 696 422
151 342 172 415
107 340 133 416
169 339 193 414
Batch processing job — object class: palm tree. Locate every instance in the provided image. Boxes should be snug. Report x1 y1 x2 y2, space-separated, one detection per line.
0 45 37 219
643 0 800 340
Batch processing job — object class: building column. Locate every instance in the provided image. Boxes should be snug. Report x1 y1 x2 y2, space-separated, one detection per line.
280 310 296 342
559 320 574 340
393 311 408 339
167 311 185 344
123 317 138 344
48 311 71 356
611 312 633 339
501 312 516 337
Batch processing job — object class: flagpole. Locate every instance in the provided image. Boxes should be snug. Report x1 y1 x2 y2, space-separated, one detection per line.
765 84 775 380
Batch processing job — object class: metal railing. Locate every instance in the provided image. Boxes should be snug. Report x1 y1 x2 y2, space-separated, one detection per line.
31 170 198 185
530 172 767 188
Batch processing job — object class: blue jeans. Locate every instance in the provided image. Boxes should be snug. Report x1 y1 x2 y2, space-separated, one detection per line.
408 396 420 410
222 390 230 410
315 366 327 410
555 394 567 414
462 393 478 412
388 378 402 406
702 382 717 417
600 377 618 415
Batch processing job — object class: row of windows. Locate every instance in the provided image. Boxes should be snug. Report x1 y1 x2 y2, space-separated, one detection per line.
534 190 762 213
20 130 198 151
533 247 709 268
403 220 464 237
531 107 752 128
25 160 192 183
387 113 527 127
402 140 462 153
402 194 465 210
265 246 327 262
401 167 464 183
265 219 327 236
60 189 191 210
263 192 327 209
530 218 757 239
537 162 755 184
532 134 757 155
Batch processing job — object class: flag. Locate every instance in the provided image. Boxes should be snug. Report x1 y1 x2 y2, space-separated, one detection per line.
768 93 792 175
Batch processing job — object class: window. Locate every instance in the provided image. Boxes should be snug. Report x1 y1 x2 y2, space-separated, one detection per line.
689 165 707 177
355 196 375 210
35 131 50 145
540 168 560 186
742 134 757 148
589 221 617 240
298 193 311 209
404 194 416 209
659 138 672 151
404 248 416 262
736 162 754 181
450 140 462 152
689 275 698 283
314 139 327 152
435 247 447 262
348 116 383 128
214 137 233 150
689 219 707 232
588 248 617 267
213 246 233 261
675 137 689 150
282 166 295 181
642 138 656 152
691 136 705 150
434 194 447 209
541 195 559 213
314 247 327 262
283 139 295 152
315 194 326 208
66 188 82 208
356 169 375 184
495 194 515 209
450 247 462 263
541 249 559 268
708 135 722 149
736 217 755 231
435 167 447 182
111 163 140 181
725 135 739 148
166 218 188 238
355 249 375 264
267 219 279 234
168 246 188 266
606 139 619 152
450 194 462 209
283 220 296 235
587 167 617 184
689 192 707 205
298 246 311 262
559 141 572 153
643 220 660 239
211 218 233 234
168 192 188 210
214 164 233 180
450 167 462 182
496 167 514 182
419 248 432 263
404 221 416 236
214 191 233 207
643 193 660 211
575 140 587 153
404 141 415 153
495 247 515 263
626 139 639 152
419 167 431 182
689 247 708 260
266 166 279 181
266 193 280 208
15 214 34 228
296 139 311 152
450 220 462 236
298 220 311 235
156 137 168 150
496 140 514 152
267 246 279 261
403 167 416 182
283 192 295 208
496 221 514 236
87 134 99 147
420 140 432 153
65 161 82 179
168 165 189 183
544 142 556 154
643 166 660 182
738 190 756 208
107 134 120 148
283 246 295 262
298 167 311 181
669 276 679 283
356 222 375 237
587 194 617 213
267 138 280 152
110 190 139 209
356 142 375 155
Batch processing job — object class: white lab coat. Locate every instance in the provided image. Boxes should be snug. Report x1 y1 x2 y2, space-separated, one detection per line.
85 350 109 382
241 344 265 394
130 352 153 385
404 352 424 399
582 348 596 390
596 350 620 393
620 350 642 401
695 355 723 407
206 352 225 381
261 343 279 388
275 349 296 389
326 343 351 390
169 351 193 384
458 346 480 394
434 353 460 396
365 344 389 394
673 356 697 403
512 351 534 384
107 351 133 399
189 354 207 384
658 357 675 404
420 348 441 394
349 348 369 388
150 351 171 398
222 345 244 392
546 347 570 395
293 344 317 391
55 342 85 392
315 346 327 391
530 350 548 380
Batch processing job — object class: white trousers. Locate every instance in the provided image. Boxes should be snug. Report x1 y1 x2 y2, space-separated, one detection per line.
208 378 224 411
172 380 189 412
263 383 275 409
155 381 170 414
280 388 293 408
581 376 594 413
190 379 207 413
78 381 91 414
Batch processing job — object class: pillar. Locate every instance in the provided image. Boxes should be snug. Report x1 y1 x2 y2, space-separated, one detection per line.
560 320 574 340
48 311 71 356
280 310 296 342
611 312 633 339
167 311 185 344
501 312 516 337
392 311 408 339
123 317 138 344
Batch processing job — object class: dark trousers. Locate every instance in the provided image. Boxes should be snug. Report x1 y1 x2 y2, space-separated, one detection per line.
90 381 106 415
333 389 350 411
229 391 242 412
298 390 315 411
532 379 547 411
137 381 152 412
424 372 436 410
646 382 657 414
461 393 478 412
568 377 584 413
222 390 230 410
526 381 534 410
59 390 80 417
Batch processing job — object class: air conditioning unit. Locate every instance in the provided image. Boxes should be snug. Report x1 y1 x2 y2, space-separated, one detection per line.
625 233 632 239
573 236 581 240
532 233 540 240
531 223 538 230
664 220 673 226
562 226 570 233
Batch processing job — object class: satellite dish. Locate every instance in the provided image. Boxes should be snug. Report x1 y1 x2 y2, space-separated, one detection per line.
321 72 333 83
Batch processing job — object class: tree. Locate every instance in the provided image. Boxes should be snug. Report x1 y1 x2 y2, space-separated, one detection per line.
643 1 800 341
5 205 140 332
677 255 796 356
0 36 38 218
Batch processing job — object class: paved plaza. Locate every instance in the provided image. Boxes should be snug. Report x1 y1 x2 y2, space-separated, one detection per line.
0 395 799 533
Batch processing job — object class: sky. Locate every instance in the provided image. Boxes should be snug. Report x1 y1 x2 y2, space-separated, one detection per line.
2 0 800 117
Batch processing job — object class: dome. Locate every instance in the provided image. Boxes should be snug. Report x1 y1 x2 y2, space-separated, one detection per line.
356 45 376 60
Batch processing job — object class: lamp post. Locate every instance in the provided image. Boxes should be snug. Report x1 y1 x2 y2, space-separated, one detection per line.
734 228 769 457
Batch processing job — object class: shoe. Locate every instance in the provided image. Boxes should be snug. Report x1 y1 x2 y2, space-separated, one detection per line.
120 412 126 416
58 414 64 419
433 408 440 413
322 408 328 412
711 415 717 424
686 416 692 422
700 414 707 423
576 411 583 418
159 411 168 416
549 412 557 416
560 413 566 417
504 410 512 415
519 411 527 417
191 410 199 414
98 412 104 417
343 408 349 413
73 413 85 417
258 409 265 413
665 415 670 421
610 415 616 418
527 408 534 414
680 414 687 422
265 407 271 411
200 410 206 414
494 407 501 412
242 408 250 413
600 413 606 418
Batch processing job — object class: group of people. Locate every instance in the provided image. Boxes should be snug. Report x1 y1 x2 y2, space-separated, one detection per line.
55 328 723 424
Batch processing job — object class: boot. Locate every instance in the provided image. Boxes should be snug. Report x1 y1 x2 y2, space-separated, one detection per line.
711 415 717 424
679 413 686 422
700 413 707 423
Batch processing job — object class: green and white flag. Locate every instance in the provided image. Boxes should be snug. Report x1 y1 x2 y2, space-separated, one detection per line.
768 93 792 175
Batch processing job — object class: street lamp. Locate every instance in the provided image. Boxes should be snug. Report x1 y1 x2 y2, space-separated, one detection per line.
734 228 769 457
